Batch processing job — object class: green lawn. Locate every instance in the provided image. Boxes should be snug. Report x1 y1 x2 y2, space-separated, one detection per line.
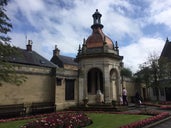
0 114 151 128
0 119 32 128
86 113 151 128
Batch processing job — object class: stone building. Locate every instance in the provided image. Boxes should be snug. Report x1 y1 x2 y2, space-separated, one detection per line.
50 45 79 110
76 9 123 103
0 10 130 113
149 38 171 101
0 41 57 113
49 9 124 109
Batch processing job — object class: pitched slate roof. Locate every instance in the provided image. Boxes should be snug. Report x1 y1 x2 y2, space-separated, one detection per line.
8 48 57 68
160 38 171 61
50 55 78 68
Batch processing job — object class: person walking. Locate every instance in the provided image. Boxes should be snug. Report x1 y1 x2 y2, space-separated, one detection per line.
122 87 128 106
135 91 142 107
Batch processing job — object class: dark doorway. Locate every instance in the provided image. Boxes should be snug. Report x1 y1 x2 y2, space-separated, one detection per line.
142 88 146 101
87 68 103 94
65 79 75 100
165 87 171 101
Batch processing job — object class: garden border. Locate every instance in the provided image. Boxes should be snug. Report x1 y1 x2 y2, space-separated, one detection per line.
143 115 171 128
0 107 171 128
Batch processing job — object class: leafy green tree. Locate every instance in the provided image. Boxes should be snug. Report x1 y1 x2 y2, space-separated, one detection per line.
120 67 133 88
0 0 26 85
134 66 151 101
120 67 133 78
135 53 171 101
0 0 12 44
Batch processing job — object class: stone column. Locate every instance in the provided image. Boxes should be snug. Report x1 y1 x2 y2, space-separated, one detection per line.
83 70 88 99
103 65 111 103
116 69 122 101
78 77 84 103
97 72 100 90
78 68 87 103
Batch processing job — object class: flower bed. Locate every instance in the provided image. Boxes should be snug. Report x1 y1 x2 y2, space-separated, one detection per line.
160 105 171 109
0 109 170 128
0 113 54 123
143 102 160 107
159 101 171 105
143 102 171 110
120 111 170 128
20 111 92 128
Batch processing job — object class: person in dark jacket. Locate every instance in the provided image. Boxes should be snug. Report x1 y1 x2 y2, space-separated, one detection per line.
135 91 142 107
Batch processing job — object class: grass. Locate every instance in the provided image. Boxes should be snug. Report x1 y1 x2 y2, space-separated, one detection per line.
0 113 151 128
86 113 151 128
0 119 33 128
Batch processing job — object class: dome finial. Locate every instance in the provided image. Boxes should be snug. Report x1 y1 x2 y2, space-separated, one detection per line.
91 9 103 29
166 37 169 43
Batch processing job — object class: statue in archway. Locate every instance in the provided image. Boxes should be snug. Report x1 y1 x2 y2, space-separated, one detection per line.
96 90 104 104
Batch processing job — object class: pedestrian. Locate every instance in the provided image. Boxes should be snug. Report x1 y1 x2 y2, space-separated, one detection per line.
135 91 142 107
122 87 128 106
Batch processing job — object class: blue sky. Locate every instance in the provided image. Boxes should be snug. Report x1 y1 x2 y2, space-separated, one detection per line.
6 0 171 72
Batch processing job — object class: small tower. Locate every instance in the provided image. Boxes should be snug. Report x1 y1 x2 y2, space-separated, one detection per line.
91 9 104 29
53 45 60 56
26 40 33 51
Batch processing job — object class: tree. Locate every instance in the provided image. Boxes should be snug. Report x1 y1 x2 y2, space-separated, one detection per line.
134 65 151 101
135 53 171 101
0 0 12 44
120 67 133 88
120 67 133 78
0 0 26 85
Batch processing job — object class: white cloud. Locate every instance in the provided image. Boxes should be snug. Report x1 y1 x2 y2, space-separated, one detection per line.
147 0 171 28
120 37 165 72
152 8 171 27
5 0 170 73
7 0 142 55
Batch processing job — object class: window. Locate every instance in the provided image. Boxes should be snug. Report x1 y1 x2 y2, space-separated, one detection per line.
65 79 75 100
56 78 62 86
160 88 165 96
152 88 156 96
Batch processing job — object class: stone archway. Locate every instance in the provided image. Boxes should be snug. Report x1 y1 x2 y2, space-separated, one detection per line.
87 68 104 94
87 68 104 103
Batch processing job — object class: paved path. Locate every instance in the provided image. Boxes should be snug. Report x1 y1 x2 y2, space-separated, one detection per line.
150 118 171 128
126 104 171 128
143 106 171 128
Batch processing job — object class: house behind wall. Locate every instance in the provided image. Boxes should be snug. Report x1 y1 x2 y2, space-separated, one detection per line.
51 46 79 110
0 42 56 114
147 38 171 102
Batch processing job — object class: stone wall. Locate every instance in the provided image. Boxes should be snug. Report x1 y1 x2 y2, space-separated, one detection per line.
123 80 136 102
55 68 78 110
0 64 55 113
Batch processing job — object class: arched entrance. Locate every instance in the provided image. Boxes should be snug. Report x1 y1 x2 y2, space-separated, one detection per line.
87 68 104 96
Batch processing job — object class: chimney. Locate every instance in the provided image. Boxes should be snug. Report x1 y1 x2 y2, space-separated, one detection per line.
26 40 32 51
53 45 60 56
